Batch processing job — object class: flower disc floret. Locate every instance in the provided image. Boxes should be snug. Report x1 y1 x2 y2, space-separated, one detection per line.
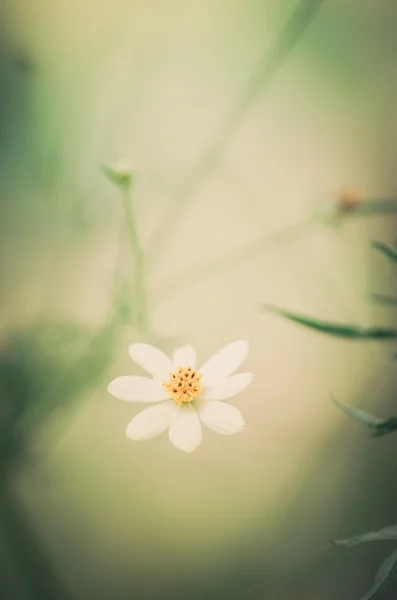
162 366 203 403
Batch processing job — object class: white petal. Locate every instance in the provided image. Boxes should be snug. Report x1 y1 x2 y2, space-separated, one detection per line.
197 400 245 435
199 341 249 386
173 345 196 368
126 401 176 440
129 343 173 381
169 404 202 453
107 376 167 402
203 373 253 400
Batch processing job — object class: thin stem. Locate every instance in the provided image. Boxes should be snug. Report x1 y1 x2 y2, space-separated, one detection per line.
370 293 397 307
147 0 326 266
121 187 150 333
153 215 318 307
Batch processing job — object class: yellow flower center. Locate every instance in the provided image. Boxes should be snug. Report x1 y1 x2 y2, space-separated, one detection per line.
162 366 203 403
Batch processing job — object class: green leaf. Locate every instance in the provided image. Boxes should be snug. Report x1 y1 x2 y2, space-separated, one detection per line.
370 293 397 307
331 397 383 429
356 200 397 218
372 241 397 263
331 525 397 548
322 199 397 229
262 305 397 339
362 550 397 600
331 397 397 437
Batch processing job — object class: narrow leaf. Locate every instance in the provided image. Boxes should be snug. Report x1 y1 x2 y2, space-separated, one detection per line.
370 293 397 307
331 397 384 429
262 305 397 339
331 397 397 438
362 550 397 600
331 525 397 548
357 200 397 218
372 241 397 263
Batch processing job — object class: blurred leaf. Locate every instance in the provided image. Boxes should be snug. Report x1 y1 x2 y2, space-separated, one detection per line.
0 317 120 597
0 318 117 462
331 397 384 429
361 550 397 600
372 241 397 263
370 293 397 307
355 200 397 218
323 199 397 230
0 482 74 600
331 525 397 548
262 305 397 339
331 397 397 437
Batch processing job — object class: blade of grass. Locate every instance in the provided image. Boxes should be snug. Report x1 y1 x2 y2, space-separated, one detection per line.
330 396 384 430
331 525 397 548
358 200 397 218
262 304 397 339
362 550 397 600
331 396 397 438
370 293 397 307
372 240 397 263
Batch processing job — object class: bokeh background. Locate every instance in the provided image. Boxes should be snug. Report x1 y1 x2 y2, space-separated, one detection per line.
1 1 397 599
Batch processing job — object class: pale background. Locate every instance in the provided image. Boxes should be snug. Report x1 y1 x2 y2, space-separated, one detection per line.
1 1 397 599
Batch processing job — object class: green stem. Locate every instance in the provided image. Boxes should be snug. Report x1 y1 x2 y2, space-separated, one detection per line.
147 0 326 266
153 215 317 307
121 187 150 333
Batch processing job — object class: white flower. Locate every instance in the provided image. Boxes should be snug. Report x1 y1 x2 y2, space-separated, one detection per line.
107 341 253 453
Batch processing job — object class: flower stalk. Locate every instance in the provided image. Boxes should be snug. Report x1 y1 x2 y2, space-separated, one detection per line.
121 185 150 334
146 0 326 266
153 215 317 306
103 162 151 334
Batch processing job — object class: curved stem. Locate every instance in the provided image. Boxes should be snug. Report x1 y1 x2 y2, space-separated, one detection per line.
153 215 318 307
147 0 326 266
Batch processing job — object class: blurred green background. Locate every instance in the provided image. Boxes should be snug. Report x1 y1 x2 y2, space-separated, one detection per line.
1 1 397 599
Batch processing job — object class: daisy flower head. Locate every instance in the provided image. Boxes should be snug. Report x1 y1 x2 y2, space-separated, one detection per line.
107 341 253 453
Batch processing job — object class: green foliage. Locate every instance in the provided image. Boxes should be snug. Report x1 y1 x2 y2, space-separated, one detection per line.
355 201 397 218
331 397 397 437
0 319 116 463
372 241 397 263
331 525 397 548
370 293 397 307
361 550 397 600
262 304 397 339
330 526 397 599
